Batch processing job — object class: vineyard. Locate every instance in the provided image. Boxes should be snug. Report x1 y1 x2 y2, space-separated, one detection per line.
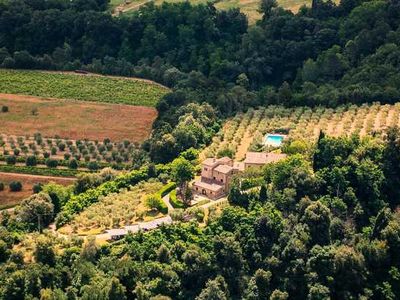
0 70 169 107
202 103 400 160
59 181 165 235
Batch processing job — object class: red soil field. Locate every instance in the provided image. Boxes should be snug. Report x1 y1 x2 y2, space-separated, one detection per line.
0 172 75 209
0 93 157 142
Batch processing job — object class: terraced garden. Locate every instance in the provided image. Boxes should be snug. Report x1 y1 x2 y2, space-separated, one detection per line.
59 181 166 235
202 103 400 160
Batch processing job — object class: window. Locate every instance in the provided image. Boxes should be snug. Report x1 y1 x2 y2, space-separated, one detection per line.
213 176 216 180
220 179 223 182
204 168 208 171
196 187 198 191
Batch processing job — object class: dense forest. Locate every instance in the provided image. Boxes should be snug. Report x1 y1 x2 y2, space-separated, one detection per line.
1 0 400 299
1 0 400 162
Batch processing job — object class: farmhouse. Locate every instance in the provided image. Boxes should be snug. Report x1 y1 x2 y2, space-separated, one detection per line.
192 152 287 199
243 152 287 169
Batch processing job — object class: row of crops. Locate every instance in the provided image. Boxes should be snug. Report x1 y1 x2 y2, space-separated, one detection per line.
202 103 400 160
0 133 142 166
0 69 169 107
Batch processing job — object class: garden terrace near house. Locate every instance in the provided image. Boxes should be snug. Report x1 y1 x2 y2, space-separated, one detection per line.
0 70 169 107
59 181 167 235
55 164 170 227
202 103 400 160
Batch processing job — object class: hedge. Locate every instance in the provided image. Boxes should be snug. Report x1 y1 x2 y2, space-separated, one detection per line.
0 155 127 170
156 182 176 198
0 165 81 177
169 189 185 209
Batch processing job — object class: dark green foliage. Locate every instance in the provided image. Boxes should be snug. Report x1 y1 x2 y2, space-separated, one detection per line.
68 159 78 169
9 181 22 192
5 155 16 165
32 183 43 194
0 0 398 162
0 164 83 177
45 159 58 168
0 1 400 299
25 155 37 167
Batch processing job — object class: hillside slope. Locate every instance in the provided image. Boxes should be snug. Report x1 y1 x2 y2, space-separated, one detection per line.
0 70 169 107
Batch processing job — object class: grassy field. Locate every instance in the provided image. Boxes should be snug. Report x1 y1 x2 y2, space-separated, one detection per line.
0 93 157 142
202 103 400 160
0 69 169 107
112 0 318 23
59 181 165 235
0 172 74 209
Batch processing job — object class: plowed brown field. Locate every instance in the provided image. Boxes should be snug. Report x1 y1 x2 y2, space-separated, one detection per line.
0 93 157 142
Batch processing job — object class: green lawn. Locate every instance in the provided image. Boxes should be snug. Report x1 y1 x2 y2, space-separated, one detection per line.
0 69 169 107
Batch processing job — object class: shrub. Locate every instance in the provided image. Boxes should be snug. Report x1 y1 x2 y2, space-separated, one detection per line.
1 106 8 113
13 148 20 156
25 155 37 166
32 183 43 194
51 147 57 155
156 182 177 198
145 194 167 213
64 153 71 160
0 182 4 191
68 159 78 169
31 107 38 115
6 155 16 165
170 208 185 221
9 181 22 192
43 152 50 159
58 143 66 151
46 159 58 168
87 161 99 171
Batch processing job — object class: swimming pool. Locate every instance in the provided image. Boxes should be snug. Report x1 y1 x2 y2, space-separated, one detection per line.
265 134 285 146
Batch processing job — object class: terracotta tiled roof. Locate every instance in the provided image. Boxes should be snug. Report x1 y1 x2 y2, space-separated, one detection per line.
193 180 224 192
233 162 245 171
214 164 234 174
217 157 232 164
244 152 287 165
202 158 218 166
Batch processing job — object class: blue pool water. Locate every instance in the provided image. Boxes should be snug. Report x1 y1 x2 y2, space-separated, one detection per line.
265 134 284 146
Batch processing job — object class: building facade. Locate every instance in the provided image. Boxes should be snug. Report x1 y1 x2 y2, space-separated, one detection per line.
192 152 287 200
